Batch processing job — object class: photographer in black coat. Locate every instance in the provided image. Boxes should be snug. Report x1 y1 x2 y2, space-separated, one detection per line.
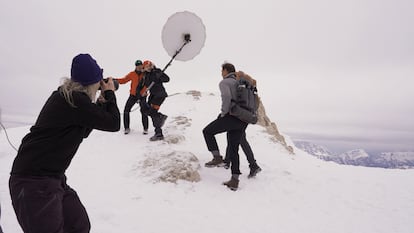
139 60 169 141
9 53 120 233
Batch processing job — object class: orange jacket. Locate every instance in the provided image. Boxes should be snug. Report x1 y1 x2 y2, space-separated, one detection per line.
116 71 144 96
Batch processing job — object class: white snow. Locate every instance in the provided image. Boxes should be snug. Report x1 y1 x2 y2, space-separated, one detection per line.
1 91 414 233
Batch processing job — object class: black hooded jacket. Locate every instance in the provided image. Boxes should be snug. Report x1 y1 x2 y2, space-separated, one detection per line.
142 67 170 97
10 89 120 177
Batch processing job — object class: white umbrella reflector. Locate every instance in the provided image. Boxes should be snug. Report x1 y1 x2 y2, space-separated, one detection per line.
162 11 206 62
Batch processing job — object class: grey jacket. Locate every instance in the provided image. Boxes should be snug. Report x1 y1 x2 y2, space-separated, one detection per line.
219 73 238 116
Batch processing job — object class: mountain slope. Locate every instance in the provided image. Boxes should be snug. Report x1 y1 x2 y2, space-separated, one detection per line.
295 140 414 168
1 91 414 233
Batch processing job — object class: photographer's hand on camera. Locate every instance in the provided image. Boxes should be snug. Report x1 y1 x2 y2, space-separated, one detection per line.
97 94 107 104
100 77 115 92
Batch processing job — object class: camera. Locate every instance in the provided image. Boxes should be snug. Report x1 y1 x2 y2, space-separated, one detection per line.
99 78 119 91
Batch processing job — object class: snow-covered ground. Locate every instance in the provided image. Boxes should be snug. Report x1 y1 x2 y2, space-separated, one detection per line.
1 91 414 233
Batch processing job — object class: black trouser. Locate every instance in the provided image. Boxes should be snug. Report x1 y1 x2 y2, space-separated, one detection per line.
9 175 90 233
203 115 248 175
146 95 166 135
0 201 3 233
124 94 149 130
224 131 257 168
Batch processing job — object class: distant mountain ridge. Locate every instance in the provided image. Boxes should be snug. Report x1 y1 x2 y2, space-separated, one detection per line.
294 141 414 169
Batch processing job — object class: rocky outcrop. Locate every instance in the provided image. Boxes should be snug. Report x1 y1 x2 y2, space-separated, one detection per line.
256 97 294 154
138 151 201 183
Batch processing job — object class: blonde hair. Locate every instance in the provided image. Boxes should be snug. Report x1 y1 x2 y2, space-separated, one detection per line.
59 78 98 107
235 71 257 87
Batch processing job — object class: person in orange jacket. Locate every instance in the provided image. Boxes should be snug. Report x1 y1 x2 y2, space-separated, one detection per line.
116 60 149 134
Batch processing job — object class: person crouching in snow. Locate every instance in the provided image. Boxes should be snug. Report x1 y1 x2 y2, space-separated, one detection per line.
9 53 120 233
140 60 169 141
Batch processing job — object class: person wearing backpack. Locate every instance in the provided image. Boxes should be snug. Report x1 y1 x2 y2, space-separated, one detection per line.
140 60 169 141
115 60 149 135
203 62 248 191
223 71 262 178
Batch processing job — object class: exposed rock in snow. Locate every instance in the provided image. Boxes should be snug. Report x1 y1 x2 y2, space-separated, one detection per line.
137 151 201 183
257 97 294 154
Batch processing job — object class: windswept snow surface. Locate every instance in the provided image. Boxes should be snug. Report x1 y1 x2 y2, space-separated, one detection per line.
1 91 414 233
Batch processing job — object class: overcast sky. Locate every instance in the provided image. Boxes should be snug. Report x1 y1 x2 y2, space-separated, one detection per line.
1 0 413 153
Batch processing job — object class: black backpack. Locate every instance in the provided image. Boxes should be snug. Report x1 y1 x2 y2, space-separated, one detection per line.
230 75 259 124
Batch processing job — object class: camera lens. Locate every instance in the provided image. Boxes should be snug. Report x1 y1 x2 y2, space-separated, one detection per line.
99 79 119 91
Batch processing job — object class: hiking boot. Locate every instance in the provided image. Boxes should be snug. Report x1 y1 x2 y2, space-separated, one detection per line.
248 165 262 178
124 128 131 135
160 114 168 127
205 156 224 167
150 134 164 141
223 161 230 169
223 177 239 191
143 129 148 135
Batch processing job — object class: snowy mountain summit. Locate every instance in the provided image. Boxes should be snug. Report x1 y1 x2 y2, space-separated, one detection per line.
293 141 333 158
1 90 414 233
295 141 414 169
340 149 370 160
132 90 293 183
338 149 370 165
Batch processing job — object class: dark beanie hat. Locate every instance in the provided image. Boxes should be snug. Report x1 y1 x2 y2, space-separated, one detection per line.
71 54 103 86
135 60 143 66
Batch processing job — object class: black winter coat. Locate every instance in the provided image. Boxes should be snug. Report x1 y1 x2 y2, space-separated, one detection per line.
142 68 170 97
10 89 120 177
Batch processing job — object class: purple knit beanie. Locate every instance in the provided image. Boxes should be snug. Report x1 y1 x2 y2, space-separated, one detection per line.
71 54 103 86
